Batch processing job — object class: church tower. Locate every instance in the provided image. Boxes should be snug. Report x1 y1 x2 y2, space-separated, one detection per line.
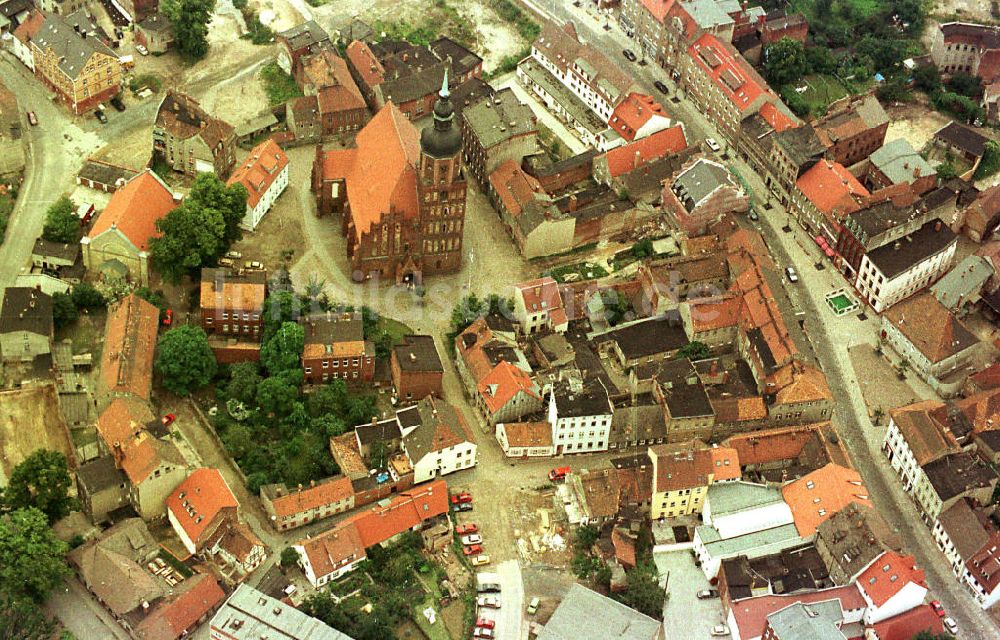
416 70 467 277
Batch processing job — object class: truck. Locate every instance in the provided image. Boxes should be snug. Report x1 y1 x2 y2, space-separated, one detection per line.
548 466 570 482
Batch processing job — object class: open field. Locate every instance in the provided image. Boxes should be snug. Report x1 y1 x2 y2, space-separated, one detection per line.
0 384 75 483
789 0 888 20
798 74 850 115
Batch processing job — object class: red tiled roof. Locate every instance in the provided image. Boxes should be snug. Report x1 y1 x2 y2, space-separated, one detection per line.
89 170 177 251
99 294 159 401
888 400 957 466
13 10 45 43
723 423 848 469
857 551 926 607
966 529 1000 596
97 397 154 451
489 160 547 217
478 361 540 414
608 93 669 142
774 364 831 405
688 33 769 113
604 125 687 178
134 573 225 640
515 276 564 314
501 421 553 448
166 469 239 548
641 0 676 22
650 442 740 493
968 363 1000 393
300 520 365 580
688 296 741 332
796 160 870 217
759 102 797 133
346 40 385 88
870 605 944 640
227 139 288 209
883 292 979 364
316 103 421 240
267 476 355 518
730 585 865 636
350 479 449 547
781 463 871 537
318 83 366 115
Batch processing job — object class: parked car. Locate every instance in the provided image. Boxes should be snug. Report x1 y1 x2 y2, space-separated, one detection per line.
749 208 759 221
711 624 730 637
463 544 483 556
135 43 148 55
705 137 721 152
622 49 637 62
27 111 38 126
943 617 958 635
162 309 173 326
451 491 473 504
456 523 478 535
477 596 500 609
476 618 496 629
95 109 108 124
461 534 483 545
930 601 945 618
244 260 264 270
654 80 669 94
548 466 570 482
473 628 494 639
110 96 126 112
452 502 473 513
161 413 176 426
477 583 500 594
471 554 491 566
226 250 243 259
785 266 799 283
527 597 540 614
697 589 719 599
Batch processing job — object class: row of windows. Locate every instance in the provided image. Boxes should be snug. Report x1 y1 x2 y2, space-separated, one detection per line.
304 369 360 379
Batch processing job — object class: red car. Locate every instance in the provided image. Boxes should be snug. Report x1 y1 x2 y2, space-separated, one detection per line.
450 491 473 505
161 413 176 426
930 600 945 618
162 309 173 326
456 523 478 535
463 544 483 556
476 619 496 629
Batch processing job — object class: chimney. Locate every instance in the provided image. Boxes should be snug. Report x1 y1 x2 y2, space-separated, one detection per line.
410 352 417 362
935 220 942 232
310 479 316 488
569 194 578 212
914 166 921 178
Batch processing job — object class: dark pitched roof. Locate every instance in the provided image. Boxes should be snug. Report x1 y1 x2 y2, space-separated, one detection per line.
78 159 139 187
922 451 998 502
356 417 402 447
0 287 52 336
430 37 482 78
866 219 956 279
393 335 443 372
401 396 473 461
33 11 116 80
277 20 330 52
656 359 714 418
77 455 127 494
603 316 688 361
773 124 825 168
934 121 989 157
33 237 80 263
553 381 612 418
303 312 364 346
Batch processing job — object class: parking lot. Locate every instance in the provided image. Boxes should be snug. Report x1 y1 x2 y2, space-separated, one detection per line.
475 561 526 640
653 550 729 638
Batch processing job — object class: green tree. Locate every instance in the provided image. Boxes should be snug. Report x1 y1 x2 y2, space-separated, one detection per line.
780 85 810 117
51 292 78 329
0 508 70 602
262 291 301 341
804 46 837 75
677 341 711 361
615 570 664 620
975 141 1000 180
0 592 57 640
368 439 388 469
763 37 808 87
70 282 105 311
41 196 79 244
227 362 261 404
948 71 982 98
162 0 216 60
154 325 218 395
306 379 348 417
373 330 394 360
312 414 348 438
2 450 74 523
280 546 299 568
261 321 305 374
256 370 302 415
186 172 248 246
913 64 942 94
346 395 378 426
574 524 600 550
150 200 227 282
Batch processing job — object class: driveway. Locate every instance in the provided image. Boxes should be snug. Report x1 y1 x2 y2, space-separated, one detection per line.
654 550 727 639
474 560 526 640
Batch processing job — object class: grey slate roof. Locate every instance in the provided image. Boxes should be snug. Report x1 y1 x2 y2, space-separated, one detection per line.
766 600 845 640
33 11 116 80
33 237 80 263
0 287 52 336
931 255 994 310
303 313 364 347
401 396 472 462
537 583 661 640
870 138 936 185
934 121 989 157
393 335 443 372
707 481 784 516
866 220 956 280
672 159 733 212
77 455 127 494
278 20 330 52
462 88 538 149
211 584 355 640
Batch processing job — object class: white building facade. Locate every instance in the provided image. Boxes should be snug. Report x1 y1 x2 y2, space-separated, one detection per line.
548 387 613 454
854 234 956 312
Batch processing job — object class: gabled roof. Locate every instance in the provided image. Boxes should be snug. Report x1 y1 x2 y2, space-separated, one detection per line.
32 11 117 80
774 364 831 405
478 360 540 414
199 268 267 313
781 463 872 537
796 160 870 218
263 476 355 518
134 573 226 640
227 139 289 209
345 40 385 87
608 92 669 141
888 399 958 466
649 441 740 493
156 91 234 151
277 20 330 52
88 170 177 252
883 292 978 364
350 479 449 548
316 103 420 240
758 101 797 133
515 276 564 314
99 294 159 401
500 421 553 448
97 397 155 451
688 32 770 114
402 396 474 462
933 121 989 157
870 605 944 640
532 21 636 107
536 583 662 640
166 468 239 548
302 312 365 359
12 9 44 44
856 551 926 607
604 125 687 178
730 585 864 638
0 286 52 336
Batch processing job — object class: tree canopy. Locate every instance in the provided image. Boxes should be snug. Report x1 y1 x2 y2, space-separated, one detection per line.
51 293 78 330
154 325 218 395
260 322 305 374
614 570 665 620
162 0 216 61
41 196 80 244
0 508 70 602
0 591 57 640
763 38 809 87
1 450 74 524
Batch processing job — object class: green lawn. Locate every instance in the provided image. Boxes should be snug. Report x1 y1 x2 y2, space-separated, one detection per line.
545 261 609 283
260 61 303 106
798 74 850 115
378 316 415 346
790 0 887 19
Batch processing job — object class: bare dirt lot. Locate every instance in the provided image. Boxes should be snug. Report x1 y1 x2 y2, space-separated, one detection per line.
884 102 953 154
0 384 75 482
931 0 997 22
